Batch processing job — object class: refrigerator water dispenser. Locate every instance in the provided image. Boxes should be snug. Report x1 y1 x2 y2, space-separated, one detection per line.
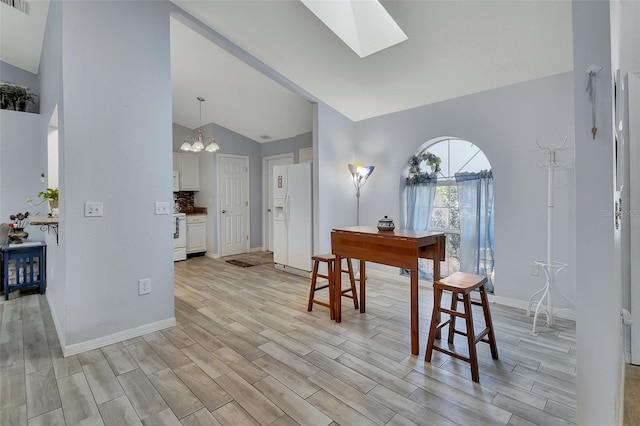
273 197 285 221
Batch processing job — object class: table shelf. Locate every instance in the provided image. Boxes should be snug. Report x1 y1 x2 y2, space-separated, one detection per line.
1 241 46 300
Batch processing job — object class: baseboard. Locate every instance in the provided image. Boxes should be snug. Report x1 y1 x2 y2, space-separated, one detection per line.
63 317 176 357
46 292 66 351
208 249 266 259
620 352 626 426
367 268 433 286
488 294 576 321
366 269 576 321
274 263 311 278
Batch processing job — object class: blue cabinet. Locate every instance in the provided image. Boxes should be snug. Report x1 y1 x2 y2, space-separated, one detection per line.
1 241 46 300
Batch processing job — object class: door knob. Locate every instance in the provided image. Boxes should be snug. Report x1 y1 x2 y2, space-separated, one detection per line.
267 208 272 212
222 210 227 214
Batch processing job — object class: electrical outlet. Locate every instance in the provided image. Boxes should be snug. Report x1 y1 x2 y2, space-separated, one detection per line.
84 202 103 217
138 278 151 295
529 263 540 277
155 202 170 215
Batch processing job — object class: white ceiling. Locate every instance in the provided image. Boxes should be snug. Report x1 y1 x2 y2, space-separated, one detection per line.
170 17 312 143
173 0 573 121
0 0 49 74
1 1 574 143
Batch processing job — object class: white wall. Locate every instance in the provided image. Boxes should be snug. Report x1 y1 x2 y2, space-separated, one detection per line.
38 0 66 346
0 110 47 239
51 0 175 349
314 103 357 254
572 1 620 425
353 73 575 306
610 0 640 77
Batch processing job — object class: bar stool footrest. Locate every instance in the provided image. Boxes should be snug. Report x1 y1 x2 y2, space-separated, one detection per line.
431 345 472 364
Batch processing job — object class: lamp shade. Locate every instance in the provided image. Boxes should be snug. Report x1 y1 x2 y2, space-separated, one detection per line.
349 163 375 181
205 140 220 152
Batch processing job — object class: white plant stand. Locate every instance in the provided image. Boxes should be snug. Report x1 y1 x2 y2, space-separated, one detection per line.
527 138 576 335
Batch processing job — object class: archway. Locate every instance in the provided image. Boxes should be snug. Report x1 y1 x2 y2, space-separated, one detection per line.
402 137 495 290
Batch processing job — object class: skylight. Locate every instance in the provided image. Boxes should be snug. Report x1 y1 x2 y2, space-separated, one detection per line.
300 0 408 58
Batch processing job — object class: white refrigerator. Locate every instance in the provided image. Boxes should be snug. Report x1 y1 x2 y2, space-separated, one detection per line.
273 163 312 273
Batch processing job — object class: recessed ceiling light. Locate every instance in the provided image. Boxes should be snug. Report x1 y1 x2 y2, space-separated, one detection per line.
260 135 272 140
300 0 408 58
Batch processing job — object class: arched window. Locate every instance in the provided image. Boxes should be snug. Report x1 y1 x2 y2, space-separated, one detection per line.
403 138 494 290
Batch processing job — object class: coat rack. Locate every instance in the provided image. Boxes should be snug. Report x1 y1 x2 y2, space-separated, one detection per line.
527 137 576 335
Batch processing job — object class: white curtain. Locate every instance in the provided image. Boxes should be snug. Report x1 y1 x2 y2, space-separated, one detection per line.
455 171 495 291
402 179 438 279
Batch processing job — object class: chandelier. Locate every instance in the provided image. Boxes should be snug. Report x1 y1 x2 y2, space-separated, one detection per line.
181 97 220 153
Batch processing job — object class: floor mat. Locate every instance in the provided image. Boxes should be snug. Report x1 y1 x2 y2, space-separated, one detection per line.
226 259 253 268
223 251 273 267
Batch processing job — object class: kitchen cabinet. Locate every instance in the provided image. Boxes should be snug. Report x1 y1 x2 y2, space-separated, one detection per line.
173 153 200 191
186 214 206 254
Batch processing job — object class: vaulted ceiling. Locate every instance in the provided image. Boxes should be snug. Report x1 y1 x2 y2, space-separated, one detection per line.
1 1 573 143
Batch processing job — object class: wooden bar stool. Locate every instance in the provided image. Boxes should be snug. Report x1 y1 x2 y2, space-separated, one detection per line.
425 271 498 382
308 254 358 319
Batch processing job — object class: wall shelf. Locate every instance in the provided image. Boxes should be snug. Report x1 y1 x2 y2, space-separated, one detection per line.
30 217 58 245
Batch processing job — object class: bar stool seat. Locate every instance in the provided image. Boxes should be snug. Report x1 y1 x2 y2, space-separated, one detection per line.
308 254 358 319
425 271 498 382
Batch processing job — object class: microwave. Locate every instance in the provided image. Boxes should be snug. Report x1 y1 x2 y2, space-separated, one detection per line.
172 170 179 192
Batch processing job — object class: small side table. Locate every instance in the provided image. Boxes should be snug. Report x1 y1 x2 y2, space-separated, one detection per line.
1 241 46 300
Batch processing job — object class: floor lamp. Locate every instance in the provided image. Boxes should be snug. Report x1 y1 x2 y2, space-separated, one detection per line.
348 163 375 226
348 163 374 280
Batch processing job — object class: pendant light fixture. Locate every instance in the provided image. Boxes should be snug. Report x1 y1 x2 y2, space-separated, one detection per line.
181 96 220 153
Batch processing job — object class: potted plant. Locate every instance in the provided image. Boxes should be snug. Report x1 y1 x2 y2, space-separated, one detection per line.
0 83 38 112
0 83 17 109
27 188 59 216
15 89 37 112
8 212 30 243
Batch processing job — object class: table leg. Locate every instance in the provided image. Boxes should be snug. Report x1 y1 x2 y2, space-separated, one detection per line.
4 256 9 301
411 267 419 355
359 260 366 313
433 236 442 283
335 255 342 323
40 247 46 295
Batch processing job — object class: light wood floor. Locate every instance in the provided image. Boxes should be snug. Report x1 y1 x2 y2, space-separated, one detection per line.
0 255 577 425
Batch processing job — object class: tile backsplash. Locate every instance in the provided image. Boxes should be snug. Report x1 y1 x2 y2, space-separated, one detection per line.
174 191 195 213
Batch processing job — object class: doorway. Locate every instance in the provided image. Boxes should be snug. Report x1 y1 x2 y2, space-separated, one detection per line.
218 154 250 256
263 153 294 252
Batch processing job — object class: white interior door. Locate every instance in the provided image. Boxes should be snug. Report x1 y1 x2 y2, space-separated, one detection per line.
263 154 293 252
219 155 249 257
628 72 640 363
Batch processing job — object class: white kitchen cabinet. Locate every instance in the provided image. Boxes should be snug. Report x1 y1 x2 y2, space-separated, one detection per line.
186 214 206 253
174 153 200 191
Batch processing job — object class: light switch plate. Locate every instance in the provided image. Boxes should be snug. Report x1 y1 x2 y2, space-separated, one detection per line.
84 202 103 217
529 263 540 277
155 202 170 215
138 278 151 295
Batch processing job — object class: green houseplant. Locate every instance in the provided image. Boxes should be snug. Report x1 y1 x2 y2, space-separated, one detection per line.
0 83 38 112
27 188 59 216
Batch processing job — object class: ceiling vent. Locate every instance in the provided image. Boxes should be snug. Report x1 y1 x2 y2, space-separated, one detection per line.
260 135 272 140
1 0 29 14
